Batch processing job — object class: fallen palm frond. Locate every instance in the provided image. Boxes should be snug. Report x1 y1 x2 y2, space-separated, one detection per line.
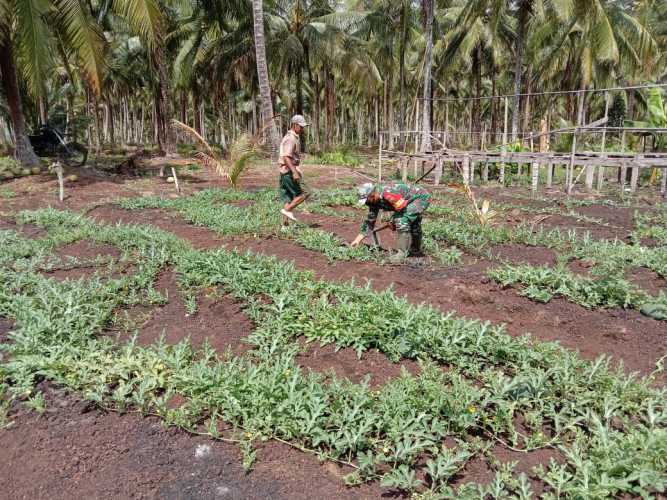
172 119 262 188
449 182 498 226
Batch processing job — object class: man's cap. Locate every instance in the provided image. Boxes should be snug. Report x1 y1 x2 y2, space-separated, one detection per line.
357 182 375 205
291 114 309 127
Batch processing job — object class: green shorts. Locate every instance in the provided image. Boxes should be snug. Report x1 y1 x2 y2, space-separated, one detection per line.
279 172 303 203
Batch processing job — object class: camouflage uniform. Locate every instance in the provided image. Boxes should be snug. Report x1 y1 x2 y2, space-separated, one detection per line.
360 183 430 255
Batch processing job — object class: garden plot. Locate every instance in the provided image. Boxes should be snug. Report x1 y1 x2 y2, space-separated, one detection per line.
1 208 666 499
110 187 666 375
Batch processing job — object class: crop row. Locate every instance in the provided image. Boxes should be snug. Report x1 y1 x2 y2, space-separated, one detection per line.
0 209 665 497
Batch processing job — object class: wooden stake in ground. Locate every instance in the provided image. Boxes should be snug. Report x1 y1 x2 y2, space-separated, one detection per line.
52 161 65 202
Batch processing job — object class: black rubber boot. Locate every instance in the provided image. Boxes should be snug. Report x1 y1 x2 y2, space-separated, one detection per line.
409 217 424 256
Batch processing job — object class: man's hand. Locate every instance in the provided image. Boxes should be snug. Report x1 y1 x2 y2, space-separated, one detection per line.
350 234 365 248
292 171 301 182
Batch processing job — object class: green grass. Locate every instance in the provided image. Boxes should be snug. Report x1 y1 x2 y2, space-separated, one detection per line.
0 209 666 497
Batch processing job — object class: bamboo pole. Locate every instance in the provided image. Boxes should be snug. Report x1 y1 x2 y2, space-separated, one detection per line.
500 97 508 184
597 91 610 191
620 131 627 192
567 128 578 194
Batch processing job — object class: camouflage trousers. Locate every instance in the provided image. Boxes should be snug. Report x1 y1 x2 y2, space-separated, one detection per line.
393 193 431 236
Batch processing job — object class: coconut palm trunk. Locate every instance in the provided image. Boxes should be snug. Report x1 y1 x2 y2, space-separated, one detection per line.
420 0 434 152
511 0 531 142
0 39 40 167
155 49 176 155
252 0 279 160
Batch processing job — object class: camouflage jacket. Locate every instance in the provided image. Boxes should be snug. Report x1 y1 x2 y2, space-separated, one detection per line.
360 183 427 233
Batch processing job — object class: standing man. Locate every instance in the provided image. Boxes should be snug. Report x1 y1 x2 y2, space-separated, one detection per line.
279 114 309 226
350 182 431 260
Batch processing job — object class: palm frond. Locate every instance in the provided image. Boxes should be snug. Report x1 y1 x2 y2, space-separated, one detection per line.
171 119 215 156
56 0 108 94
111 0 163 47
15 0 53 96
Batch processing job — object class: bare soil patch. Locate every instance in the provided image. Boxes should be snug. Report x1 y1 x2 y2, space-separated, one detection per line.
627 267 667 297
0 217 47 239
296 338 420 388
128 269 254 356
490 244 557 266
42 240 134 282
0 384 384 500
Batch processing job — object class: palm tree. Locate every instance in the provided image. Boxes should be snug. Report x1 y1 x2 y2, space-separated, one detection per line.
252 0 280 159
420 0 434 152
0 0 106 166
440 0 512 149
0 39 40 166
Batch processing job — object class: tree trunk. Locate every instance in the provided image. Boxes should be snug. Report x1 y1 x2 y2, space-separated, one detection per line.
420 0 434 152
325 65 335 148
252 0 280 160
313 72 321 149
522 64 533 140
398 0 408 134
511 0 530 141
106 97 115 145
472 45 482 150
154 49 176 155
0 40 40 166
490 68 497 144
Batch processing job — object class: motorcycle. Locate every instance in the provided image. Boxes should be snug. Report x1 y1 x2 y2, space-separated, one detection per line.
28 126 88 167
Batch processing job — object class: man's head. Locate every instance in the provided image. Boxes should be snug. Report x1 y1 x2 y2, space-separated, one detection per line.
290 114 309 134
357 182 379 205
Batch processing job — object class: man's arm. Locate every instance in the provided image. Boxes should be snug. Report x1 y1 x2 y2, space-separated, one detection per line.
282 155 301 181
351 207 379 247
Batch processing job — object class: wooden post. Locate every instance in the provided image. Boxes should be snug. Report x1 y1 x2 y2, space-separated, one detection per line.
444 103 449 149
500 97 508 184
546 156 554 188
531 162 539 192
378 133 383 182
661 168 667 197
630 156 640 192
462 154 470 186
434 156 443 185
619 131 627 191
469 161 474 185
597 92 610 191
401 156 408 183
567 128 578 194
171 166 181 194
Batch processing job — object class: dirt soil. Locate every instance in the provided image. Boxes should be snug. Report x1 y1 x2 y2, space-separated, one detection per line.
2 161 666 498
125 269 254 357
0 384 385 500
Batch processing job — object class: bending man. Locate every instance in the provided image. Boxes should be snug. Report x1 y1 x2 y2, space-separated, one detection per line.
350 182 431 260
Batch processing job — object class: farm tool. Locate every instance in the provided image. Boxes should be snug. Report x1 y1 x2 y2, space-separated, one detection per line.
362 221 394 249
